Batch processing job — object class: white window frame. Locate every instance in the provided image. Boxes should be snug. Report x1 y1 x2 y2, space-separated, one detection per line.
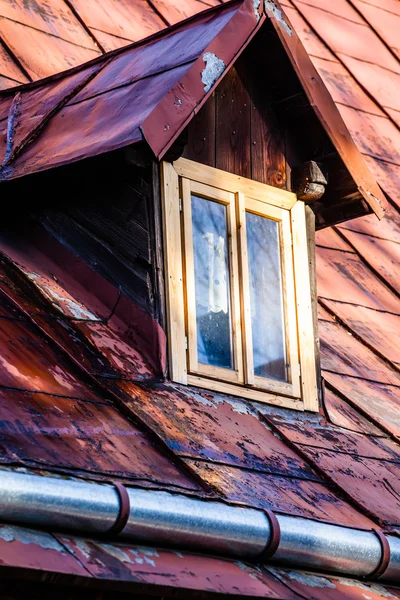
161 157 318 412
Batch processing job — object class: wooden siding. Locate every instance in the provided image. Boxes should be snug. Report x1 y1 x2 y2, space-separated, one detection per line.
183 51 288 190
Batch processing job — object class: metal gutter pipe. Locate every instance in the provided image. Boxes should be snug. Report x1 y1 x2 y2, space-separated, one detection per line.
0 470 399 582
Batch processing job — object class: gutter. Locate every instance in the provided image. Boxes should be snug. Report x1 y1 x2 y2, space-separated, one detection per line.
1 470 399 582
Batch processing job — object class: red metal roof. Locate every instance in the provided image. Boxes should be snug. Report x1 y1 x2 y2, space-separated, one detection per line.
4 523 400 599
0 0 399 596
0 0 385 218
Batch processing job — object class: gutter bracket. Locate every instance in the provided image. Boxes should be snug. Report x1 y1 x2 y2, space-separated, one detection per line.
368 529 391 580
106 482 130 536
258 509 281 561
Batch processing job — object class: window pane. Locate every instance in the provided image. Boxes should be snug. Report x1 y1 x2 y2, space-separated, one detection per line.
246 212 287 382
191 195 233 369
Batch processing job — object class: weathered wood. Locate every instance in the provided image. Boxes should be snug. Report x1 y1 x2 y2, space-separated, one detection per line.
292 161 327 203
291 201 319 411
306 205 322 404
183 93 216 168
215 64 251 179
160 161 187 384
149 160 166 332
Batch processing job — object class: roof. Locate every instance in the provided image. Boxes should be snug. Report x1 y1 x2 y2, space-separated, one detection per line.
0 0 399 597
0 0 385 218
2 524 400 600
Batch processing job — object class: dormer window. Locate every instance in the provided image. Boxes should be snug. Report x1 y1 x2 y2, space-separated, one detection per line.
162 158 318 411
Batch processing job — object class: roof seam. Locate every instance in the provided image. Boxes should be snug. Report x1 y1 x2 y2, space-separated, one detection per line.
324 379 400 443
66 58 196 108
318 296 400 318
294 443 400 465
0 35 32 83
322 369 400 389
178 455 322 482
291 1 400 135
337 226 400 246
146 0 171 26
89 26 134 44
320 297 400 378
333 225 400 308
0 73 25 86
258 410 382 527
347 0 400 74
62 0 106 53
0 14 102 53
294 0 370 26
0 383 112 404
355 0 400 19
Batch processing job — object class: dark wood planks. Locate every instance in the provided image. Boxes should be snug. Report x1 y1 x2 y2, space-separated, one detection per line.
183 52 288 189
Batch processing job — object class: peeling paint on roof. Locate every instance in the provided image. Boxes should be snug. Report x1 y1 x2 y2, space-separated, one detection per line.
201 51 226 92
264 0 292 35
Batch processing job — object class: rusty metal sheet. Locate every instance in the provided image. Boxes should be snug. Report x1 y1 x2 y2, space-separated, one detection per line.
297 447 400 526
71 5 239 104
280 2 336 61
74 321 155 380
325 372 400 440
291 0 398 71
337 228 400 297
323 387 387 436
267 567 400 600
338 202 400 245
311 55 385 117
338 56 400 117
0 220 165 376
68 0 165 45
151 0 222 25
316 247 400 313
362 155 400 210
315 227 354 251
3 65 187 179
58 535 299 598
0 388 198 489
263 410 400 462
185 459 376 528
0 0 99 49
0 524 88 575
0 62 104 167
0 308 101 400
115 381 321 480
321 299 400 366
337 104 400 165
0 18 100 81
0 219 120 319
318 303 336 322
0 42 29 85
319 319 400 386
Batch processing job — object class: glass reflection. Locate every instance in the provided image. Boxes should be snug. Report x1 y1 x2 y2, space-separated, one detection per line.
246 212 287 382
191 195 233 369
